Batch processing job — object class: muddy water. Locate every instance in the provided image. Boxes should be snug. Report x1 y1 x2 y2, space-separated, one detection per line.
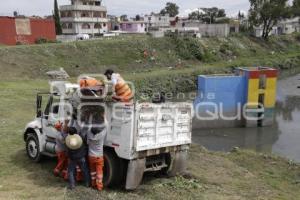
192 73 300 162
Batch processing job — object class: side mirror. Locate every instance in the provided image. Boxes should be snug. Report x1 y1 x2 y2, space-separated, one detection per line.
36 95 42 118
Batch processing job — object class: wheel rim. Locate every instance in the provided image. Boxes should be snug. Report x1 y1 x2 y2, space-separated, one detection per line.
28 140 38 158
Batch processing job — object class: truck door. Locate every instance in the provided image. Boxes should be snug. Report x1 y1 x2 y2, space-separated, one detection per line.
41 95 61 139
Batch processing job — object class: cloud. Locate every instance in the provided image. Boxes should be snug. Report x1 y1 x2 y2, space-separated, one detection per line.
0 0 250 17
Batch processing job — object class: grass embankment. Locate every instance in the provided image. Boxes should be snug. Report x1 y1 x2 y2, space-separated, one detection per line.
1 34 300 97
1 35 300 199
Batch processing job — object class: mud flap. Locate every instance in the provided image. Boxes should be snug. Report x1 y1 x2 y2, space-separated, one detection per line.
125 158 146 190
168 150 188 177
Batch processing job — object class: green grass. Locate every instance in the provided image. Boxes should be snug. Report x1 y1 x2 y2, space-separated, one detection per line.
1 33 300 80
1 34 300 199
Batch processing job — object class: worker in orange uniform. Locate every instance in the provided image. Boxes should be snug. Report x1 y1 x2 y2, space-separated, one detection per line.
79 77 103 89
104 69 133 102
53 121 69 177
87 120 107 191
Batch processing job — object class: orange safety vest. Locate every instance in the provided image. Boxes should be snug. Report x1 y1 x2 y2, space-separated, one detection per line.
114 77 133 102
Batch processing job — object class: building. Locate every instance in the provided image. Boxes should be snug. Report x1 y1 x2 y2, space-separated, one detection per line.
253 17 300 37
196 24 230 37
144 14 171 31
60 0 109 35
119 21 147 33
278 17 300 34
107 15 119 31
0 16 56 45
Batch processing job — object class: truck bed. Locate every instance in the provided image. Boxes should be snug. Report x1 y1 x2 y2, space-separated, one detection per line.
106 102 193 160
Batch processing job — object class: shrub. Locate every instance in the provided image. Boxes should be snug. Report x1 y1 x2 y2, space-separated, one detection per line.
295 33 300 42
35 37 48 44
172 36 205 61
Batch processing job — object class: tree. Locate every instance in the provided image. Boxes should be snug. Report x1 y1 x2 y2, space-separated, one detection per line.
120 15 128 21
135 15 141 21
238 11 245 19
293 0 300 16
217 9 226 18
188 7 226 23
188 10 202 20
160 2 179 17
248 0 291 40
13 11 18 17
53 0 62 35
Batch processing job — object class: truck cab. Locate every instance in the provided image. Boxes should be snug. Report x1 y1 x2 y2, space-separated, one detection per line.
24 81 193 189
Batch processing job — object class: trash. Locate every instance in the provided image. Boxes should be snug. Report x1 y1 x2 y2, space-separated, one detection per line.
231 147 240 152
46 68 70 80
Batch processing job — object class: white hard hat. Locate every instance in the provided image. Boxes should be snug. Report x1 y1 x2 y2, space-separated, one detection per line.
65 134 83 150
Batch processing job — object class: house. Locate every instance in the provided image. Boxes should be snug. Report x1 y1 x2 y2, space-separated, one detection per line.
119 21 147 33
0 16 56 45
60 0 109 36
253 17 300 37
107 15 120 31
277 17 300 34
144 14 171 31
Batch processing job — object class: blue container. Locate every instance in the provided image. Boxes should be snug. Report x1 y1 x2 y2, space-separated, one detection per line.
194 75 247 113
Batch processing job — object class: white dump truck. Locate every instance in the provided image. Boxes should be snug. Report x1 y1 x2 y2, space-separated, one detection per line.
24 80 193 189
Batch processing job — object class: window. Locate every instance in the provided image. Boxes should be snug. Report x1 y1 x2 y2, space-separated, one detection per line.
141 23 144 27
68 23 73 29
61 12 66 18
94 12 101 17
51 105 59 115
103 23 106 27
95 1 101 6
81 12 89 17
62 23 68 29
82 23 91 29
94 23 102 29
67 11 72 17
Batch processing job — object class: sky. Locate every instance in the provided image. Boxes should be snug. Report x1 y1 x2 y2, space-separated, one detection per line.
0 0 250 17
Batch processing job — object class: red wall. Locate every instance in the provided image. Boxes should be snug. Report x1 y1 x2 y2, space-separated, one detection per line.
0 17 16 45
0 17 56 45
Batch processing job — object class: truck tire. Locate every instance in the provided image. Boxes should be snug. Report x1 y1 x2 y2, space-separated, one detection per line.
26 133 42 163
103 150 125 187
161 153 172 175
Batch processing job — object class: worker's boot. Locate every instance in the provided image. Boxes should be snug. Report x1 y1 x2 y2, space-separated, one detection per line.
67 184 75 190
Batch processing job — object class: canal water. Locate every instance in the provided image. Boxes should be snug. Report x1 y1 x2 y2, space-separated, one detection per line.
191 73 300 162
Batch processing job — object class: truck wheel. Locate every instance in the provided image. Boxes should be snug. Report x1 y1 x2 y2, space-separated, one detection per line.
26 133 42 163
161 153 172 175
103 150 125 187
